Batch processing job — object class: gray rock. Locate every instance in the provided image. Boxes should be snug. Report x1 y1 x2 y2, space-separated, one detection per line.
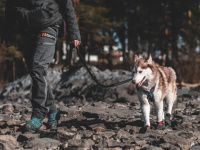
0 135 19 147
125 125 140 134
98 130 116 139
190 143 200 150
142 146 164 150
40 130 75 142
159 143 181 150
135 140 147 146
68 139 95 148
161 133 193 150
1 67 200 150
0 141 17 150
117 128 131 139
0 127 10 134
24 138 60 149
17 133 40 142
107 139 123 147
178 86 190 96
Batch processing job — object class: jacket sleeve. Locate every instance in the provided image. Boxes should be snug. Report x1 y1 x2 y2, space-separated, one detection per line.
2 0 17 41
58 0 81 41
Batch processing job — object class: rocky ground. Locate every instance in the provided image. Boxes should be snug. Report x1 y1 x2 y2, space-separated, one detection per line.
0 66 200 150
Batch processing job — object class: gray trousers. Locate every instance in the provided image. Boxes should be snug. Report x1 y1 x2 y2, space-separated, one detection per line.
22 27 58 119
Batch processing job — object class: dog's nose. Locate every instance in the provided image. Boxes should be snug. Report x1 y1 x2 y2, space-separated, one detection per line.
132 80 136 84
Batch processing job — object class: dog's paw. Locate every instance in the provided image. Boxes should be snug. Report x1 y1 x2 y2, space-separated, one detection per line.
165 113 171 126
139 125 150 133
157 121 166 130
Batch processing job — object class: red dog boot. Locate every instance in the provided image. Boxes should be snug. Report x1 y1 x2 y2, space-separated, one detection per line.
157 121 163 130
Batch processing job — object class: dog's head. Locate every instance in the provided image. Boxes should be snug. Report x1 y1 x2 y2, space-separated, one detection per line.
132 54 153 87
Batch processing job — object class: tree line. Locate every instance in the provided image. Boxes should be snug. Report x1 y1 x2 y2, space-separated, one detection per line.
0 0 200 87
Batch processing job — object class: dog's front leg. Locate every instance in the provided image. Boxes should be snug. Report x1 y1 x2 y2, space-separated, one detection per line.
141 100 151 127
154 99 164 130
139 93 151 128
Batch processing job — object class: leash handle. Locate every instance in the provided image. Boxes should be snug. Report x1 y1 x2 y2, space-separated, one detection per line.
70 41 76 51
75 45 132 88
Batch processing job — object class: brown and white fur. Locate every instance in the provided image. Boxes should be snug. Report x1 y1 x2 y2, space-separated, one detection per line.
132 55 177 129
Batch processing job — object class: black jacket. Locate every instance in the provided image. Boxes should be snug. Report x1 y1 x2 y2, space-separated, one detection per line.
3 0 81 41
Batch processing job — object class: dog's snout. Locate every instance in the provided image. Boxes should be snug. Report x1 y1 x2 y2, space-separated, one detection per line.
132 80 136 84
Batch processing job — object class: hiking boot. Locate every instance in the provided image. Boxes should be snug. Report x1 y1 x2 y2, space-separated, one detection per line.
47 110 58 130
25 117 43 133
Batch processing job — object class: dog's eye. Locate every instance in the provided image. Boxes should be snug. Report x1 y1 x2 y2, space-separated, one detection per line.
139 71 142 73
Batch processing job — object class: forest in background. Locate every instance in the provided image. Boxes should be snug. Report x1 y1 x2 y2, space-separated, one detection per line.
0 0 200 88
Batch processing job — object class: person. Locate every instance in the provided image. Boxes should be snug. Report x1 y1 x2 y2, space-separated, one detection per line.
1 0 81 132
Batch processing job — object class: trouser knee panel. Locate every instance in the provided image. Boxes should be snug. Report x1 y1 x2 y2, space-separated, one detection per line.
29 64 46 77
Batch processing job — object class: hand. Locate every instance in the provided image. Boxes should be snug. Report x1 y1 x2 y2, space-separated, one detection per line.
2 40 10 48
74 40 81 48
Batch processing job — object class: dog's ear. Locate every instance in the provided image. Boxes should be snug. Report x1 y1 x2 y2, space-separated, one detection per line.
147 54 152 64
134 55 138 62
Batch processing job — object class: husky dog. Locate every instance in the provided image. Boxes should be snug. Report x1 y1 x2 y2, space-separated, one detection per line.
132 55 177 130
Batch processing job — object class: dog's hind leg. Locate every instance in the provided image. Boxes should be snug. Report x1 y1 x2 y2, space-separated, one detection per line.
165 85 177 126
166 93 176 114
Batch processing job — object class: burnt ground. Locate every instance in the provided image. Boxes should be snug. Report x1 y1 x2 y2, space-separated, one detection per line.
0 66 200 150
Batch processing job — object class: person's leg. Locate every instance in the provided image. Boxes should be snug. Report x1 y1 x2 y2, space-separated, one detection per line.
23 27 58 131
